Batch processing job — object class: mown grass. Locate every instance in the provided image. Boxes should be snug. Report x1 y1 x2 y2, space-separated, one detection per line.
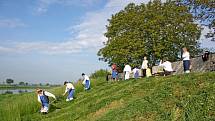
0 72 215 121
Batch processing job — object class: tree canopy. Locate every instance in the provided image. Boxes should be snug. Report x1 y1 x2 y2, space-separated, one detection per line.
6 79 14 85
98 0 201 67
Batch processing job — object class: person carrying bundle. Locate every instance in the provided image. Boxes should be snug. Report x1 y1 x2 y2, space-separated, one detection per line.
63 81 75 102
36 89 56 114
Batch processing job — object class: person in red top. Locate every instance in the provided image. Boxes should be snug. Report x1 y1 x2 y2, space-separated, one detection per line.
111 64 117 70
111 64 118 81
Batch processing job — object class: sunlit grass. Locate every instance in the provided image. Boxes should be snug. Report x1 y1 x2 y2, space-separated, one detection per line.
0 72 215 121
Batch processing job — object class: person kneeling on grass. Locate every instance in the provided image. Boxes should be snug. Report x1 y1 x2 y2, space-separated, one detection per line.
36 89 56 114
82 73 91 90
63 81 75 102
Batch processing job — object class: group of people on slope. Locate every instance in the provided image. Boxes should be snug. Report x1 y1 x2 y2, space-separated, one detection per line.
36 73 91 114
111 47 192 80
123 56 151 80
111 56 151 81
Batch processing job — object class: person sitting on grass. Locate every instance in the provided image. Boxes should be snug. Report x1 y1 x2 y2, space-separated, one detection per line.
36 89 56 114
82 73 91 90
63 81 75 102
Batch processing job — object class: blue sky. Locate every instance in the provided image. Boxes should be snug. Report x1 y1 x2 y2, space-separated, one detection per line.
0 0 214 84
0 0 147 84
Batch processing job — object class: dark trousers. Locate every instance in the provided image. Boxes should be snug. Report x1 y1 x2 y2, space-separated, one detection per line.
142 69 146 77
183 60 190 72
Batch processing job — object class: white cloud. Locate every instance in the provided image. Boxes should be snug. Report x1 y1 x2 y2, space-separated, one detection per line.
34 0 101 15
0 0 156 54
0 18 27 28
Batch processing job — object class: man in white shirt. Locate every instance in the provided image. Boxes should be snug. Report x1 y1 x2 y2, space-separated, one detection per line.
82 73 91 90
123 64 131 80
63 81 75 102
159 59 173 76
36 89 56 113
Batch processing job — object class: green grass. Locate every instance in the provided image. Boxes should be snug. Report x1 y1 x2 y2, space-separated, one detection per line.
0 72 215 121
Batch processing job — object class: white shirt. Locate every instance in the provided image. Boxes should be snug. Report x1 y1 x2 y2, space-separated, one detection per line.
141 60 148 69
82 75 90 85
159 61 173 72
37 91 56 103
132 68 139 74
65 83 75 93
182 52 190 60
123 65 131 72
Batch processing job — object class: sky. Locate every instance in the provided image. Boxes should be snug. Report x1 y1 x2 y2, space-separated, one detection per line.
0 0 214 84
0 0 150 84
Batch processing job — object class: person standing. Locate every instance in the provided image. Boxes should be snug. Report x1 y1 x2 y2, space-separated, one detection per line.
141 56 148 77
36 89 56 114
123 64 132 80
182 47 191 73
111 63 118 81
82 73 91 90
63 81 75 102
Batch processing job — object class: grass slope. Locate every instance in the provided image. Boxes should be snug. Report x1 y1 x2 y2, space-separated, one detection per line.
0 72 215 121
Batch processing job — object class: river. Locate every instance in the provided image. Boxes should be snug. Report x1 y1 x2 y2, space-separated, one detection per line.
0 89 34 94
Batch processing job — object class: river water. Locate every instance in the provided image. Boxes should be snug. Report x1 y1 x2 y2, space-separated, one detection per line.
0 89 34 94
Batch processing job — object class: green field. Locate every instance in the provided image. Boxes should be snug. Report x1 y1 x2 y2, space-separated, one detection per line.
0 72 215 121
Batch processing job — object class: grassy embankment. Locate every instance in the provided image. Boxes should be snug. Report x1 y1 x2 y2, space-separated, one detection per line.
0 72 215 121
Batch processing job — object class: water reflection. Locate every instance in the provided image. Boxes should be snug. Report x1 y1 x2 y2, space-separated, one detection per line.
0 89 34 94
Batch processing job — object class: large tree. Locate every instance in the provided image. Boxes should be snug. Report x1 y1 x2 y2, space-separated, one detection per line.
98 0 201 67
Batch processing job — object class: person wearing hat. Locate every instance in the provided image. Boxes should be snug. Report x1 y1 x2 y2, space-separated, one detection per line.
36 89 56 114
82 73 91 90
63 81 75 102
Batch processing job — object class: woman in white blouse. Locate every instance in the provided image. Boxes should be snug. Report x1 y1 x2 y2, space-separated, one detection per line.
182 47 191 73
141 56 148 77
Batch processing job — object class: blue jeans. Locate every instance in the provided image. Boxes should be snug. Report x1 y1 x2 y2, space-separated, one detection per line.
42 102 49 108
67 89 75 99
85 80 90 90
183 60 190 72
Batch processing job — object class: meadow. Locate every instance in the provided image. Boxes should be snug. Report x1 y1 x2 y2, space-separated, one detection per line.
0 72 215 121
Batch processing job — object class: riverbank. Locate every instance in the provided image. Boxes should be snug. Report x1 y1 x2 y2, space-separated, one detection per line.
0 85 58 89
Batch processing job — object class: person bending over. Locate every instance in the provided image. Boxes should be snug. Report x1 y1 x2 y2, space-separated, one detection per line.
63 81 75 102
36 89 56 114
82 73 91 90
159 59 173 76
